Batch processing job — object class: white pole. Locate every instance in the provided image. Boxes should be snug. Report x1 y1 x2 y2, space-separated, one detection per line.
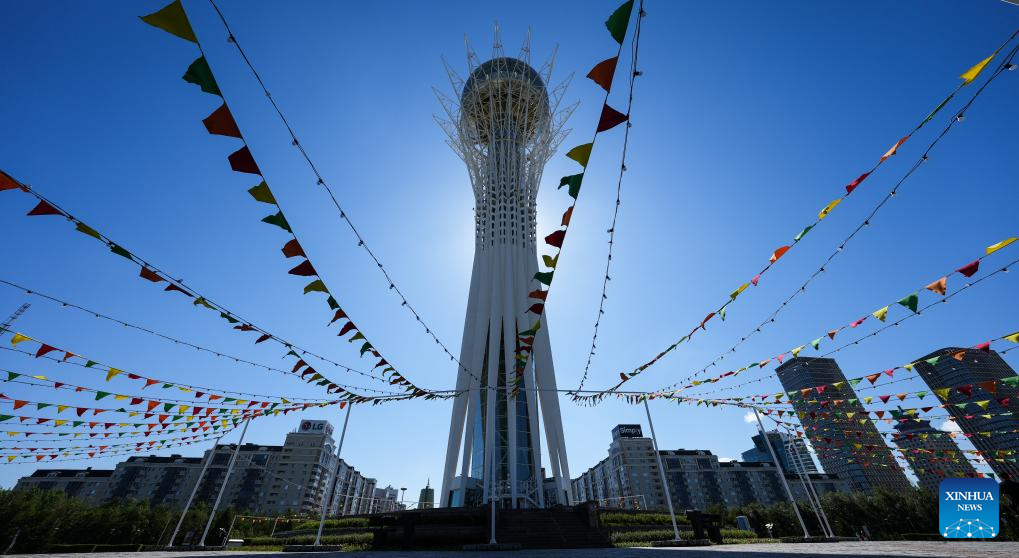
269 517 280 538
221 513 239 549
166 433 225 547
784 433 826 537
643 399 681 541
199 418 250 547
315 403 352 546
752 408 809 539
785 427 833 537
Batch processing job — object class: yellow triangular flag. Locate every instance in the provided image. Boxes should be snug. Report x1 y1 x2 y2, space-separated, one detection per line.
57 405 69 413
114 394 128 401
10 333 30 346
140 0 198 43
106 368 122 381
791 345 805 357
566 143 594 168
872 306 889 322
961 54 995 85
1005 332 1019 343
818 198 842 220
986 237 1016 255
542 254 559 269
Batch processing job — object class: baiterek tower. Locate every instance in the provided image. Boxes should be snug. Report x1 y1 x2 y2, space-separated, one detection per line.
434 31 574 508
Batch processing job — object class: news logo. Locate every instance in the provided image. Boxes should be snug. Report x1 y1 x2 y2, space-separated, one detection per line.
939 477 998 539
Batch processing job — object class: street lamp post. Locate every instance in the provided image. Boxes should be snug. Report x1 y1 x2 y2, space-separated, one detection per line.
315 402 352 546
199 418 250 547
643 399 682 541
752 408 809 539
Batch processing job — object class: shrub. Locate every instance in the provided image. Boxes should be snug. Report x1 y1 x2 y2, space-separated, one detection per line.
601 512 690 526
290 518 369 530
244 533 373 546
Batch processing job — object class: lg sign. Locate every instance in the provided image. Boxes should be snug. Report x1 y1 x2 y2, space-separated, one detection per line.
300 420 328 432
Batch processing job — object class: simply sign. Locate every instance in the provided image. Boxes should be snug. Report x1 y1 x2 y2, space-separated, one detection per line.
938 477 998 538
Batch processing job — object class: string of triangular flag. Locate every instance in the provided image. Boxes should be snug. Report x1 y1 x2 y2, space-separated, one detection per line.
139 1 435 400
575 0 646 393
0 278 403 397
577 29 1019 400
514 0 639 393
0 170 422 403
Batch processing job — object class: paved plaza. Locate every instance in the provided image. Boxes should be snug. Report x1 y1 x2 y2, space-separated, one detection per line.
11 541 1019 558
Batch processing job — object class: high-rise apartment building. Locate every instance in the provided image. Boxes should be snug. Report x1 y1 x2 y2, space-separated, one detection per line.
893 415 978 492
912 347 1019 481
742 430 819 474
775 357 912 492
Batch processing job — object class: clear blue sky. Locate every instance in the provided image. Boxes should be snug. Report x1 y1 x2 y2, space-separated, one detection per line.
1 0 1017 495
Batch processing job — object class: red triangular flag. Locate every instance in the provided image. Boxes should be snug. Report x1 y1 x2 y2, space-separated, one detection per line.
35 344 59 358
27 200 61 216
139 266 164 283
228 146 261 175
956 260 980 278
288 260 317 277
844 172 871 194
586 56 618 92
203 103 242 138
596 103 628 132
281 239 305 258
545 229 566 248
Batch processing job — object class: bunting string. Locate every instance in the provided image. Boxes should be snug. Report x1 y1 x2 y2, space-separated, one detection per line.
0 171 425 401
578 29 1019 397
4 331 348 405
575 0 645 393
139 2 434 398
679 257 1018 400
191 0 475 383
652 243 1017 399
512 0 640 392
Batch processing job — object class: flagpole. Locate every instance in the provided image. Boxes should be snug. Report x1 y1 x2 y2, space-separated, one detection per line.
753 408 809 539
315 403 352 546
643 399 681 541
166 432 225 548
199 418 250 547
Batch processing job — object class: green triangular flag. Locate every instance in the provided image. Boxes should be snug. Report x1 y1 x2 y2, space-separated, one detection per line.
247 181 276 205
84 361 97 368
534 271 554 286
326 296 339 310
6 372 19 381
897 292 919 313
183 56 222 96
261 211 291 232
36 403 51 410
925 356 940 366
793 225 813 242
605 0 635 44
219 312 239 324
164 403 174 412
109 244 133 260
95 392 111 401
359 342 373 356
140 0 198 43
0 414 16 422
558 174 583 199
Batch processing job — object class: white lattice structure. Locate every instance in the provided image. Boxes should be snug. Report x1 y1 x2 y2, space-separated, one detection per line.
942 518 997 538
434 29 576 509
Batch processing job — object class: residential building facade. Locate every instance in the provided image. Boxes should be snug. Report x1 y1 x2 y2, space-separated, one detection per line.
14 420 387 516
571 425 847 511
